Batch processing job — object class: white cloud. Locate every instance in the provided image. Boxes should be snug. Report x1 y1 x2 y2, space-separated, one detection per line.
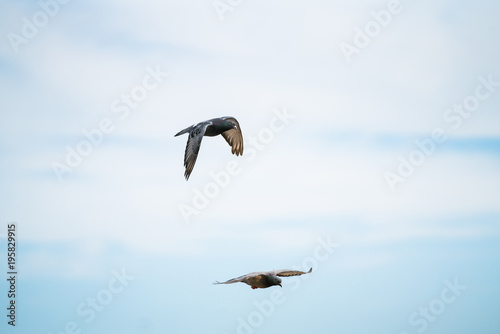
1 0 499 260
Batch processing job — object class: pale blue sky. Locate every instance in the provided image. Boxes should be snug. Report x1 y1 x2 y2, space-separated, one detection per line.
1 0 500 333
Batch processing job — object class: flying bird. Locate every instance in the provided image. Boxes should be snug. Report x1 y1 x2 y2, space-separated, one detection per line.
174 117 243 180
214 268 312 289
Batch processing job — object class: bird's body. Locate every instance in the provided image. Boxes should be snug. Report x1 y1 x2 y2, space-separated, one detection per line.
214 268 312 289
175 117 243 180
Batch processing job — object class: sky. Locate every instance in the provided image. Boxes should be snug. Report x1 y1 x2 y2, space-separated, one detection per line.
0 0 500 333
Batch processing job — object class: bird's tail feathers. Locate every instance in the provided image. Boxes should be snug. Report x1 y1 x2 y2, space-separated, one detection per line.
174 126 193 137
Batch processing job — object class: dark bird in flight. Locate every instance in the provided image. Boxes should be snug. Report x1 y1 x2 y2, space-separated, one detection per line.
175 117 243 180
214 268 312 289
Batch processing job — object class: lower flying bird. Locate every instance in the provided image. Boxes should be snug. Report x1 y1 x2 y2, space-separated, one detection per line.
214 268 312 289
174 117 243 180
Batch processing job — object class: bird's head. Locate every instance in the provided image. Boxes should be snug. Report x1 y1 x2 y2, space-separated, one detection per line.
272 276 282 287
227 120 237 130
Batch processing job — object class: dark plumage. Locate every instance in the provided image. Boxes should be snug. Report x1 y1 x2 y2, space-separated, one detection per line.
175 117 243 180
214 268 312 289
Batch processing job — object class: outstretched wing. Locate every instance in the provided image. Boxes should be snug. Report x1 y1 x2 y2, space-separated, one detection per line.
221 117 243 156
213 274 249 285
183 122 211 180
274 268 312 277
